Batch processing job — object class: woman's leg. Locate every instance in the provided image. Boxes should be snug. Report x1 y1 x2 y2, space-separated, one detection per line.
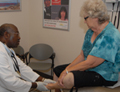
63 72 74 88
46 72 74 90
52 64 69 92
53 73 61 92
46 71 117 91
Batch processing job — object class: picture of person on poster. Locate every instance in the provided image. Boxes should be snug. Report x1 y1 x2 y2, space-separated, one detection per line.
43 0 70 30
44 0 51 19
58 6 68 21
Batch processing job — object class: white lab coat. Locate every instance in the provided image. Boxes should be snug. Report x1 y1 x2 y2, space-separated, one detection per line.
0 42 39 92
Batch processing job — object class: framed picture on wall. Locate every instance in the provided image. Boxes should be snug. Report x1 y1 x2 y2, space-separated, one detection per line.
0 0 21 12
43 0 71 31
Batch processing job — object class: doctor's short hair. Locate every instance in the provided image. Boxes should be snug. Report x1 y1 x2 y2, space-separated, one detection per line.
0 23 15 36
80 0 110 24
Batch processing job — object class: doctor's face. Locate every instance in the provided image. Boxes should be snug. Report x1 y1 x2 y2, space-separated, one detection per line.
6 26 21 48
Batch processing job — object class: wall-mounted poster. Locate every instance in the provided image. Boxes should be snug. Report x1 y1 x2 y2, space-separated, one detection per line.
0 0 21 12
43 0 71 30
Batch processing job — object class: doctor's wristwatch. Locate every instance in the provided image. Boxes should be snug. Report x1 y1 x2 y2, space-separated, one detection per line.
42 78 45 82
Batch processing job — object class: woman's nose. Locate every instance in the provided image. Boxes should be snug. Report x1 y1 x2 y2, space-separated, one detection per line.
84 20 87 23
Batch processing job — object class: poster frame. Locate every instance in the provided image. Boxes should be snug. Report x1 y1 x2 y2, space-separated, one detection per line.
43 0 71 31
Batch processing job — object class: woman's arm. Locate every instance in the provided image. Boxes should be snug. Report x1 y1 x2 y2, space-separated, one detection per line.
57 54 105 86
66 50 85 70
57 50 85 86
67 55 105 72
48 55 105 89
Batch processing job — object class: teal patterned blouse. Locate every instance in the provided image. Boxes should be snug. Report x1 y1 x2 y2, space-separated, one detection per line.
82 22 120 81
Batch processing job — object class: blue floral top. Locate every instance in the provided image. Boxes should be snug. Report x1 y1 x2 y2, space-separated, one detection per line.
82 22 120 81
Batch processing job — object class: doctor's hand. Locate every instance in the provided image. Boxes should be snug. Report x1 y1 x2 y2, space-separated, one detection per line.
43 79 56 84
36 82 49 91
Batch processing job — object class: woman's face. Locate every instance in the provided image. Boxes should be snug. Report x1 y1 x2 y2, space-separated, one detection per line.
84 16 99 32
61 11 66 18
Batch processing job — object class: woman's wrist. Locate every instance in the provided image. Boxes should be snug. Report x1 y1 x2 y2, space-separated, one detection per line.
65 69 69 74
41 78 45 82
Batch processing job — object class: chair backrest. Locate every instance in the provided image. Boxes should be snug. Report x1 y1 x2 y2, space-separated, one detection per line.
13 46 24 56
13 46 25 61
29 43 54 60
28 43 55 77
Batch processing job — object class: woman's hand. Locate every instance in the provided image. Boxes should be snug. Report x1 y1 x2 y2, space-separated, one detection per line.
57 70 67 87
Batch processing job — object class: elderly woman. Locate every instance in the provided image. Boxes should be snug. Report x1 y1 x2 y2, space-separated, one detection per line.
46 0 120 91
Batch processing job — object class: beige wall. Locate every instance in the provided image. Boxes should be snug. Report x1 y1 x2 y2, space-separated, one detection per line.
0 0 85 67
28 0 120 66
0 0 30 51
1 0 119 67
0 0 87 66
28 0 87 66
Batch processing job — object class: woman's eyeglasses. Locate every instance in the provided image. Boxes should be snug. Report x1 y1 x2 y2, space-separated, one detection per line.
84 16 89 20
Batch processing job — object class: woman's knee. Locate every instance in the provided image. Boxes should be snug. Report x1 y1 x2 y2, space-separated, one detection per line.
63 72 74 89
53 73 58 81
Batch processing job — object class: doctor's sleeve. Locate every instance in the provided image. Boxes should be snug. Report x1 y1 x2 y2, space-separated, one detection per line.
16 56 40 82
0 52 32 92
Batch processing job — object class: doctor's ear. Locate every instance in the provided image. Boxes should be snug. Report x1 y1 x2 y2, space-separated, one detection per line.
3 31 10 39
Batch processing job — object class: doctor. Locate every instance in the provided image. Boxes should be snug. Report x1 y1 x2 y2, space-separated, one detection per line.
0 23 55 92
